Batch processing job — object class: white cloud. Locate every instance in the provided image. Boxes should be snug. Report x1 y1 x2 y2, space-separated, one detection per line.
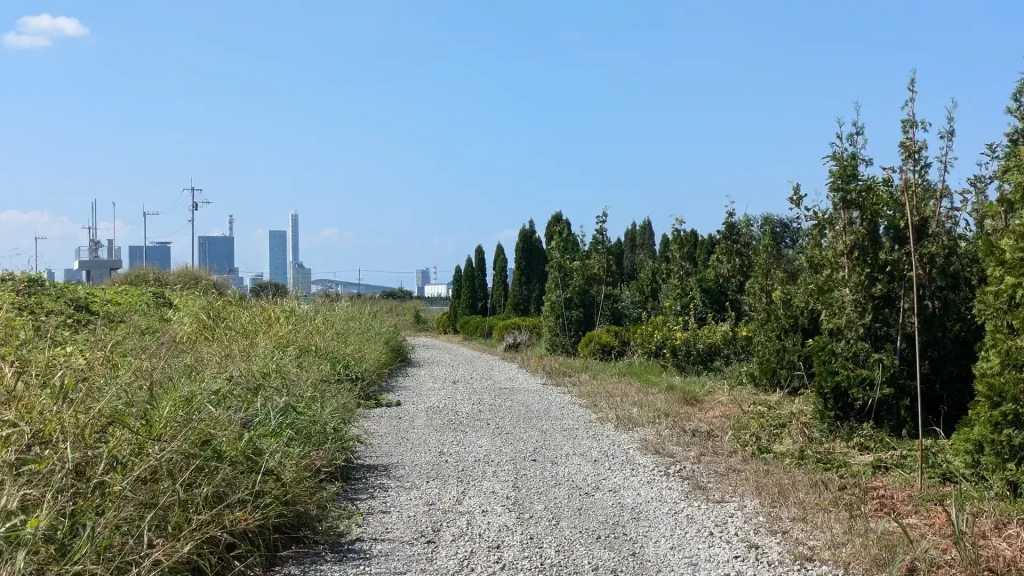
2 32 52 49
320 227 340 241
3 14 89 50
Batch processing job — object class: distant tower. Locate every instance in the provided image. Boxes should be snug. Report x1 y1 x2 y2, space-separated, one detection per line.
433 264 438 283
288 210 300 264
228 214 235 237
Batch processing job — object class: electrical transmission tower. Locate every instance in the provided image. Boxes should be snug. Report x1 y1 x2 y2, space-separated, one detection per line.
143 206 160 268
184 178 211 268
33 234 47 273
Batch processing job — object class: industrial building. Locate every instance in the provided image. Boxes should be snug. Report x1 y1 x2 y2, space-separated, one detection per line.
248 272 264 290
268 230 287 285
63 268 82 283
127 242 172 270
74 200 123 285
198 235 236 276
45 269 55 282
415 267 431 296
289 261 312 295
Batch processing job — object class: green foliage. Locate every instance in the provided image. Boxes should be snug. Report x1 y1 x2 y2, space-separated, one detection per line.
0 272 407 575
473 244 489 315
507 219 547 316
953 71 1024 496
378 286 414 300
461 256 479 319
578 326 629 361
489 242 509 316
492 317 542 344
249 279 289 300
541 210 613 355
456 315 507 339
448 265 462 332
435 310 451 334
110 266 232 295
631 314 751 374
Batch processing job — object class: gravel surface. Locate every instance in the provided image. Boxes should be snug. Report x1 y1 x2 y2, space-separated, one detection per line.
277 338 839 576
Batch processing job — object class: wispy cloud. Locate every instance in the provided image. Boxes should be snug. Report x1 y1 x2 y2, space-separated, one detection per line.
3 14 89 50
320 227 340 241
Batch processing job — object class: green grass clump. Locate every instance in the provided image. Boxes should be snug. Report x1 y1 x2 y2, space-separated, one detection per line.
109 266 233 295
0 271 407 574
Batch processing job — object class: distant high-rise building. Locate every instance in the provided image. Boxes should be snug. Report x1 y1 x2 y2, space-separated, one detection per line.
45 269 55 282
289 261 312 295
268 230 287 285
63 268 82 283
415 267 431 296
128 242 172 271
288 210 300 264
197 235 236 276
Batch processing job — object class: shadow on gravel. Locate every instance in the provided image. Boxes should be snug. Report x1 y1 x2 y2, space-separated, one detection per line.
273 460 397 571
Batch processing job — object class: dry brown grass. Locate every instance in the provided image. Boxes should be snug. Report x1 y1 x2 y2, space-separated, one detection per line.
451 338 1023 575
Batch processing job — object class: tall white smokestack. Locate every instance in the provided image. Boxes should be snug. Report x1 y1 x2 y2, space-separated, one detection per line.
228 214 234 237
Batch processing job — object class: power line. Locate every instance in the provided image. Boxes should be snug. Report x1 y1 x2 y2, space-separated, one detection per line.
185 178 211 269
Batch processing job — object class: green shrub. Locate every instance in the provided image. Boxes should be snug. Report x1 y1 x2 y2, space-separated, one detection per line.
631 315 750 374
493 317 542 343
435 311 451 334
0 272 408 574
249 280 289 300
578 326 629 361
109 266 232 295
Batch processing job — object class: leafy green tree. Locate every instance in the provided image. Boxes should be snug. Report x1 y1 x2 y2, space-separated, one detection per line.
658 233 671 266
461 256 479 318
249 280 288 300
954 72 1024 495
378 287 414 300
544 211 575 251
474 244 489 315
623 222 639 283
448 265 462 332
489 242 509 316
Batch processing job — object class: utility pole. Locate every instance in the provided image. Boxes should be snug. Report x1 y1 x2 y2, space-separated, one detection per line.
33 234 47 273
358 268 361 294
143 206 160 268
112 202 116 250
184 178 210 268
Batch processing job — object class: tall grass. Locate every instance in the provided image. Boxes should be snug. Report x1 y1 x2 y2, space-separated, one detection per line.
0 272 407 574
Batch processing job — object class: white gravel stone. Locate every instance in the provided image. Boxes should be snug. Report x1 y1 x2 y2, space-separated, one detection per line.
275 338 840 576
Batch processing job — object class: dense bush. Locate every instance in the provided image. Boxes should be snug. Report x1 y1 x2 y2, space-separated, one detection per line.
435 311 451 334
0 272 407 574
456 315 508 339
250 280 289 300
631 315 750 374
110 266 232 295
578 326 629 361
492 317 542 343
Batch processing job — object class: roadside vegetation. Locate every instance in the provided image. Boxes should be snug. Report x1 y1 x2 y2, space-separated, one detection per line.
0 270 407 575
437 70 1024 574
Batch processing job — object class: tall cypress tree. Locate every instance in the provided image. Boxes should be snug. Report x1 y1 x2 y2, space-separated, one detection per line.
506 224 533 316
638 217 657 261
544 211 575 251
623 222 639 283
448 265 463 332
474 244 488 315
529 219 548 315
954 72 1024 495
490 242 509 316
461 256 478 318
658 232 671 265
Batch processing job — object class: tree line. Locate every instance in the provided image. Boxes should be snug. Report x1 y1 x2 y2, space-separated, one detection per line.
447 71 1024 496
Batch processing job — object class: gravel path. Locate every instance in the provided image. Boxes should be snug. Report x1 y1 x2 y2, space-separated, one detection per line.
278 338 837 576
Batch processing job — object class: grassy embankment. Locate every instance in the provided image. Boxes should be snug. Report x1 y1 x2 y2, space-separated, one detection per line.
425 314 1022 576
0 270 407 575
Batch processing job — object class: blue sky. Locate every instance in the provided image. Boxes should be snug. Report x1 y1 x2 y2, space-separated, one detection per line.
2 1 1021 287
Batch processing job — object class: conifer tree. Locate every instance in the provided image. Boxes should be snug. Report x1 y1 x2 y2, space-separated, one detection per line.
528 218 548 315
623 222 639 283
658 233 671 266
507 221 546 316
461 256 478 318
448 265 462 332
638 217 657 261
474 244 488 315
490 242 509 316
954 71 1024 495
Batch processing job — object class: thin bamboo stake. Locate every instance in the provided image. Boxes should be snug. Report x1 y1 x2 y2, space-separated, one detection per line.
901 167 925 491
